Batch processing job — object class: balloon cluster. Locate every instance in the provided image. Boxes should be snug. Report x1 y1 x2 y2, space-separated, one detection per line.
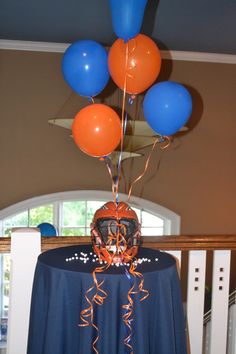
62 0 192 160
61 3 193 352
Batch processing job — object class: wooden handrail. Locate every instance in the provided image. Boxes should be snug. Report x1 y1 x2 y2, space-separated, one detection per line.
142 235 236 251
1 235 236 253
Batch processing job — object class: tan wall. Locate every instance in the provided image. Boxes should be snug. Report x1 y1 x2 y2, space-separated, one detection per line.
0 49 236 235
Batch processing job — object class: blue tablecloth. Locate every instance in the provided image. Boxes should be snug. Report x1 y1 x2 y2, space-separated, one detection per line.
27 245 187 354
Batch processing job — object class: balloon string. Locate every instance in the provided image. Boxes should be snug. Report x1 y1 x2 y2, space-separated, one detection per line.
103 156 117 204
80 220 130 352
122 260 149 353
159 135 171 150
122 283 135 354
79 262 110 354
122 265 135 354
79 284 94 327
127 136 171 202
105 218 129 261
126 39 136 80
129 38 137 55
129 263 149 302
80 216 128 352
128 95 136 105
80 216 149 354
88 96 95 104
115 112 128 203
121 230 149 354
114 42 129 204
127 138 158 202
90 265 109 354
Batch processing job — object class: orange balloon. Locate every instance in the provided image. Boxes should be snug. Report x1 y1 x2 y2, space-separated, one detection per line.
72 104 121 157
108 34 161 94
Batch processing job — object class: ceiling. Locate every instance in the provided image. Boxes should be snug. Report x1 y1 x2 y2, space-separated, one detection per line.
0 0 236 55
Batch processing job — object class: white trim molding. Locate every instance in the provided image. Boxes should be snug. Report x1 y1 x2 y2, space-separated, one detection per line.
0 190 180 235
0 39 70 53
161 50 236 64
0 39 236 64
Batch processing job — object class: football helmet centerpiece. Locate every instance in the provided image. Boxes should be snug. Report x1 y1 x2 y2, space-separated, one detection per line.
79 201 147 352
91 201 141 264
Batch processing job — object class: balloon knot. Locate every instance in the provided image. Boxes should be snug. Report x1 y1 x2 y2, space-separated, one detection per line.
99 156 107 162
128 95 136 105
88 96 95 104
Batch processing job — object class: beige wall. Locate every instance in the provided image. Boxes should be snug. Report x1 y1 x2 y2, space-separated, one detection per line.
0 49 236 235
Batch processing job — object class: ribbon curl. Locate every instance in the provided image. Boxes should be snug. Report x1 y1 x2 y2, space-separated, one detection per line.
80 38 153 353
79 262 110 353
79 217 149 354
127 135 171 202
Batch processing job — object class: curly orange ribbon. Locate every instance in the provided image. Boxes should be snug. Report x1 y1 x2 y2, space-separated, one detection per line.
104 157 118 205
127 135 171 202
122 282 135 354
79 261 110 353
122 260 149 353
80 215 149 354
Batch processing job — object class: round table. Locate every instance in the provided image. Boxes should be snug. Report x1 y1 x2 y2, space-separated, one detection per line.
27 245 187 354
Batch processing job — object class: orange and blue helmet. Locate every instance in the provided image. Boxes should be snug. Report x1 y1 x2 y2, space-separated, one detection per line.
91 201 141 264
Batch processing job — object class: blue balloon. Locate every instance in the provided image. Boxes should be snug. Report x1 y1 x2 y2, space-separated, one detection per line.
143 81 192 136
37 223 57 237
109 0 148 42
62 40 110 97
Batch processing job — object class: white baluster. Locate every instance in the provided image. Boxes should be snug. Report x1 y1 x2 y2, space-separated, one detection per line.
205 321 211 354
7 228 41 354
187 250 206 354
227 303 236 354
209 250 231 354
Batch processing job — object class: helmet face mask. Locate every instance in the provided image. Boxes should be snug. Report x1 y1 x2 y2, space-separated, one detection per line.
91 202 141 264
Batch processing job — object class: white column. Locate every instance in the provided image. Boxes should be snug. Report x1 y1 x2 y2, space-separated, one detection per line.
187 250 206 354
209 250 231 354
7 228 41 354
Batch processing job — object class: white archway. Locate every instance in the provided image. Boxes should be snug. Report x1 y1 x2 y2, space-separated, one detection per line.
0 190 180 236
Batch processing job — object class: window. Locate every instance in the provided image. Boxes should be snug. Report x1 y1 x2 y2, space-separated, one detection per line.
2 205 54 236
0 190 180 237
